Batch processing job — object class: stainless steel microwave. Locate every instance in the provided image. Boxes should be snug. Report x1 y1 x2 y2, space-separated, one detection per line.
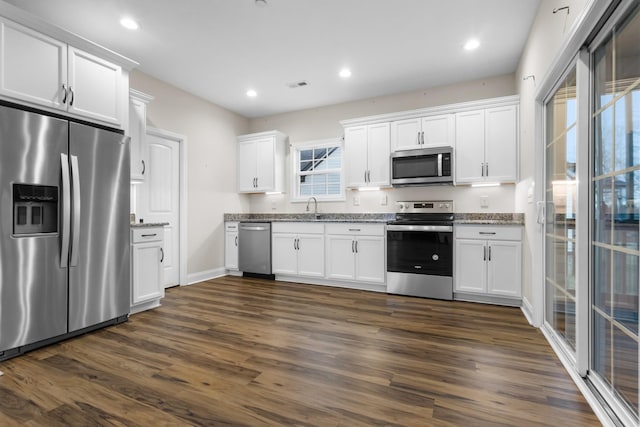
390 146 453 186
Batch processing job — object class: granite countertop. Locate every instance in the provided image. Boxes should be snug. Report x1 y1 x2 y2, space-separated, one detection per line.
130 222 170 228
224 213 524 225
454 213 524 225
224 213 394 223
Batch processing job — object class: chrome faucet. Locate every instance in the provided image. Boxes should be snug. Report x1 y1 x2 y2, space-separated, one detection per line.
306 196 318 217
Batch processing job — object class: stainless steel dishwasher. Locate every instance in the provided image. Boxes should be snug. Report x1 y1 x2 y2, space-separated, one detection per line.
238 222 272 277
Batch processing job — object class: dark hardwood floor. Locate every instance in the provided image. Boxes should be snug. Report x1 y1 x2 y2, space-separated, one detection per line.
0 276 600 426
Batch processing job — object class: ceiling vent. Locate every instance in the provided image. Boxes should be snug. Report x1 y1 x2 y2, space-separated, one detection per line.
287 81 309 89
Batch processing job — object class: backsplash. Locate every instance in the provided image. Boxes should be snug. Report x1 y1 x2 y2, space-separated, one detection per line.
247 184 516 214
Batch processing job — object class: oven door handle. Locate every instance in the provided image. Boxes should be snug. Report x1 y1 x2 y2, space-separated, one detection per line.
387 224 453 232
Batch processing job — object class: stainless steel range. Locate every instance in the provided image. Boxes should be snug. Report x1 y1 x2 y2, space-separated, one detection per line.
386 200 454 300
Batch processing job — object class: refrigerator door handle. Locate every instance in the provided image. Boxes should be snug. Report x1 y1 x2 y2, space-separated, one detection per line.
60 153 71 268
70 155 81 267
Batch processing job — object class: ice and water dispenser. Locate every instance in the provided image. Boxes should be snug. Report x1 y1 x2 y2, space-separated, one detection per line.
13 184 58 235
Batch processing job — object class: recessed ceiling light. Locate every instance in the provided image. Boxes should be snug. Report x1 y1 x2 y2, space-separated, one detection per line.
464 39 480 51
339 68 352 78
246 89 257 98
120 17 139 30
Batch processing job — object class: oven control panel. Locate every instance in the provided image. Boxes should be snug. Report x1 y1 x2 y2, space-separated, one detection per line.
396 200 453 213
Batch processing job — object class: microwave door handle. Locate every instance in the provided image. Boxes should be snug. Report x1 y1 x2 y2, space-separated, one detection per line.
437 153 443 176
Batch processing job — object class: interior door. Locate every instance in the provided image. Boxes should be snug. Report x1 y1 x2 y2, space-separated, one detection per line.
140 130 181 287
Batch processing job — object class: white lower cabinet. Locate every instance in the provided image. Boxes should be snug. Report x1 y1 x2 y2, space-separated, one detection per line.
224 222 239 271
454 225 522 302
272 223 324 278
325 223 385 284
131 227 165 314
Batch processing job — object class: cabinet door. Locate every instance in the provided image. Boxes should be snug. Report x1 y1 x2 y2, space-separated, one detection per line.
485 105 517 182
297 234 325 278
455 110 485 183
454 239 487 293
422 114 454 148
68 47 121 125
367 122 391 186
487 240 521 297
132 242 163 304
0 18 67 109
355 236 385 283
254 137 275 191
272 233 298 275
237 140 257 192
344 126 369 187
326 235 356 280
129 96 147 181
391 118 422 151
225 231 239 270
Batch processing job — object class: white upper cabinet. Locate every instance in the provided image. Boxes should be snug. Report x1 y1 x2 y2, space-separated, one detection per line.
391 114 454 151
237 131 287 193
0 14 134 128
455 104 518 184
129 90 153 182
67 47 122 125
0 18 67 109
344 122 390 188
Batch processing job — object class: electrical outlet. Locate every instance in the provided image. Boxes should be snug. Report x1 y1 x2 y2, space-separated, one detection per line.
353 194 360 206
480 196 489 208
380 194 388 206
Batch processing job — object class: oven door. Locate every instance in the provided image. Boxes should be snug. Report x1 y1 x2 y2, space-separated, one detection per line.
387 225 453 276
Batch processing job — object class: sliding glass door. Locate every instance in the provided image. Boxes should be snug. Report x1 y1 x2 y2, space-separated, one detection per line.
545 66 578 355
590 3 639 420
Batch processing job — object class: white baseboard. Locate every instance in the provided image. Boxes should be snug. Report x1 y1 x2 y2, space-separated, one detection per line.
187 267 226 285
521 296 535 326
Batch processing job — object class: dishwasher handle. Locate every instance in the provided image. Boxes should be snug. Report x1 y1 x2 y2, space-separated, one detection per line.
240 224 269 231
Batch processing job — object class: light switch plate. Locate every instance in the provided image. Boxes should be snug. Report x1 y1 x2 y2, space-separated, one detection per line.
353 194 360 206
380 194 388 206
480 196 489 208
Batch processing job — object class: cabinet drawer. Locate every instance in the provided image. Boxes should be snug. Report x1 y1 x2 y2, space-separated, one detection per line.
272 222 324 234
325 223 385 236
455 225 521 241
225 222 239 232
132 227 163 243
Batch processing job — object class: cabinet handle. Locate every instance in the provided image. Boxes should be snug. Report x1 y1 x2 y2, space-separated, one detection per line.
351 240 355 253
488 245 492 261
69 86 74 106
483 245 486 261
355 240 358 253
62 84 68 103
486 163 489 176
235 235 238 247
481 163 484 177
421 131 425 145
141 160 146 175
142 233 157 237
160 247 164 263
256 177 259 187
296 238 300 251
479 232 496 235
416 131 421 145
348 228 361 232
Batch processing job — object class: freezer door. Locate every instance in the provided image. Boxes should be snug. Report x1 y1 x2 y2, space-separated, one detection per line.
0 105 69 352
68 122 130 332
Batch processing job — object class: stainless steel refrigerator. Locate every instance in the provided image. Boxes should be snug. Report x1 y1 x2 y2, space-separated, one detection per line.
0 102 130 360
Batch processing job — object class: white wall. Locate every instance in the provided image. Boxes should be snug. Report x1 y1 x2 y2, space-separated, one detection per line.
514 0 590 312
129 70 250 279
248 73 518 214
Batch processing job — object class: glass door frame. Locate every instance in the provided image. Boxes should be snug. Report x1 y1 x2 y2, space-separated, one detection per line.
540 52 591 377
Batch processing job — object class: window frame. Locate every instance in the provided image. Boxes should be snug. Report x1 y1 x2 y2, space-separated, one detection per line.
290 138 345 202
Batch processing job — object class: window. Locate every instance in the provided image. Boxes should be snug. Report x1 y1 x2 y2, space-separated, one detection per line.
292 139 344 201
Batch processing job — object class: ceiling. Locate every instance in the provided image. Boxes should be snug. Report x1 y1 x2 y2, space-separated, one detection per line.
5 0 540 118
